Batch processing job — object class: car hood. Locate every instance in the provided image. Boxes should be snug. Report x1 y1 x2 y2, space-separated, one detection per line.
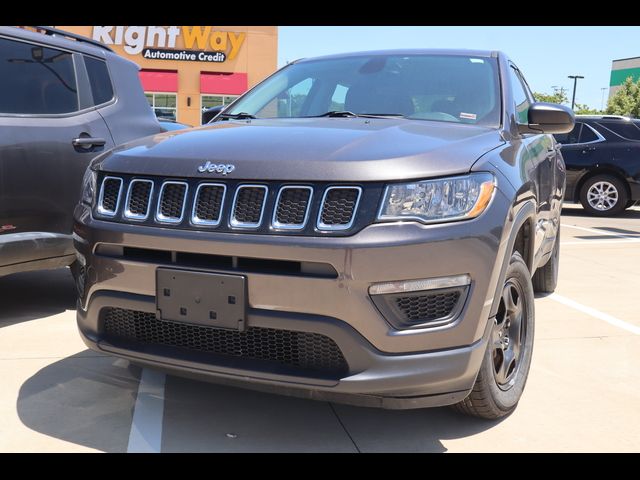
94 118 504 181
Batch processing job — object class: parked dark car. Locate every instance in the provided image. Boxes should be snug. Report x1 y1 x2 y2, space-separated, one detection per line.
73 50 574 419
555 115 640 215
0 26 162 277
202 105 224 124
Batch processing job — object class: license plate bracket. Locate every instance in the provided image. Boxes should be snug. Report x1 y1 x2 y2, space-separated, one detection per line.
156 268 246 331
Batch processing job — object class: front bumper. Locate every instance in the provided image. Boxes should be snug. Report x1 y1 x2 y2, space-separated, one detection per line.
73 186 512 408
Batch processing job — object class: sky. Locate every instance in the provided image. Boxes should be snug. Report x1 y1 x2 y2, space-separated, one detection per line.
278 26 640 110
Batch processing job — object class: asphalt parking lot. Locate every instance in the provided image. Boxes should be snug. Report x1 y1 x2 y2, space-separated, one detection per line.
1 203 639 452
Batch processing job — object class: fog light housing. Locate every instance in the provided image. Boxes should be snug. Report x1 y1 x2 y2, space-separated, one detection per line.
369 275 470 330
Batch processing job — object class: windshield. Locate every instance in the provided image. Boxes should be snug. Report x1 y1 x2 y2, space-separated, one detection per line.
226 53 501 127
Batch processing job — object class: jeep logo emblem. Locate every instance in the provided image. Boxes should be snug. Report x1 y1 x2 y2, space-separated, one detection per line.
197 161 235 175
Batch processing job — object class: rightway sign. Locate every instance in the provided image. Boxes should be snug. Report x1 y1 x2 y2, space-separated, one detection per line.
92 26 246 62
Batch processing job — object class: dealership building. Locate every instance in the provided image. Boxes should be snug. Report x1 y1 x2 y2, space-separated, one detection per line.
609 56 640 98
57 26 278 126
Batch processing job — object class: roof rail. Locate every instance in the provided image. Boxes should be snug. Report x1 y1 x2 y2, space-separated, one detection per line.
576 114 631 120
25 26 113 52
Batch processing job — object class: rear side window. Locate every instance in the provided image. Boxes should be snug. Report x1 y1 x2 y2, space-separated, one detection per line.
85 56 114 106
0 37 78 114
597 121 640 141
554 123 582 144
579 124 600 143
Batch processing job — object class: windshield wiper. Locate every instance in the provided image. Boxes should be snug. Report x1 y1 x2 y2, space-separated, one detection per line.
219 112 257 120
317 110 359 118
315 111 404 119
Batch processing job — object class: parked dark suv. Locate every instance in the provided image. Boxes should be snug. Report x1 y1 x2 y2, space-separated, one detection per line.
0 26 161 277
73 50 574 419
555 115 640 215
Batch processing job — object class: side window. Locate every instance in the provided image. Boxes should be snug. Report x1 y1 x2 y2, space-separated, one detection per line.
508 66 531 124
554 123 582 144
597 121 640 141
85 56 114 106
579 124 600 143
0 37 78 114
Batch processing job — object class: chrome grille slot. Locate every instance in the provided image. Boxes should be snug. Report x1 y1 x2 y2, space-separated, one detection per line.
156 181 188 223
192 183 226 226
318 186 361 230
273 186 313 229
124 179 153 220
230 185 268 228
97 177 123 216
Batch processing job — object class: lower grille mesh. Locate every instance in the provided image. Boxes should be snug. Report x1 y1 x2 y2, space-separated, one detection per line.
103 308 348 376
395 291 461 322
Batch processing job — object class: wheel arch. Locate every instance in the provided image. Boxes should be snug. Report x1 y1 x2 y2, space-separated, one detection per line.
489 200 536 318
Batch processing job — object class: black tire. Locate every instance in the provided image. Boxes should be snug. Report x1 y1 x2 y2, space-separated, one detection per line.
533 226 560 293
579 174 628 216
452 252 535 419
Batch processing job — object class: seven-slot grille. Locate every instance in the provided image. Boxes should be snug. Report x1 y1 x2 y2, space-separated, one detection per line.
95 176 365 234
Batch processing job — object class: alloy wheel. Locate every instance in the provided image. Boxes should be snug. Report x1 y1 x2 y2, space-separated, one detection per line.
492 278 528 391
587 181 619 211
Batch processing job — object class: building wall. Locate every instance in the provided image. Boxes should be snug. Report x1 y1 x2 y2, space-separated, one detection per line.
609 56 640 99
57 26 278 126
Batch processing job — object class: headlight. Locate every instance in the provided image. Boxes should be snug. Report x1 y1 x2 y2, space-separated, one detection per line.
377 173 495 224
81 168 97 206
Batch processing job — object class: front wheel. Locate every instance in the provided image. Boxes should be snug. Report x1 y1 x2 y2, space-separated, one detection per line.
579 174 628 216
452 252 535 419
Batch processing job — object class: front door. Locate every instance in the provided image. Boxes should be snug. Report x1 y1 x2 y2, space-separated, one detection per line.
0 35 115 238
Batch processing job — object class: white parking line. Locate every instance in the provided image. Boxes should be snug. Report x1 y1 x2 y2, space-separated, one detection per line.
127 368 166 453
561 223 640 240
548 293 640 335
561 239 640 246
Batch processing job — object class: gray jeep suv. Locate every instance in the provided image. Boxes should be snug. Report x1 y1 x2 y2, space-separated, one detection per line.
0 26 161 277
73 50 574 419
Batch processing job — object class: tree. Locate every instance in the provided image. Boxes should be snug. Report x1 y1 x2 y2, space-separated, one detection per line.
574 103 602 115
606 76 640 117
534 89 601 115
533 90 568 105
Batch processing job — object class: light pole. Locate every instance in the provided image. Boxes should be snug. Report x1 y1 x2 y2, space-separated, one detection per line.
568 75 584 110
601 87 608 111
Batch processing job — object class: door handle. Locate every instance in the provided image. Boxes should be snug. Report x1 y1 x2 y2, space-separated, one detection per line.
546 148 555 161
72 137 106 147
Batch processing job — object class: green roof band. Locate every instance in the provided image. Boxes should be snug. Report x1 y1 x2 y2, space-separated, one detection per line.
610 67 640 86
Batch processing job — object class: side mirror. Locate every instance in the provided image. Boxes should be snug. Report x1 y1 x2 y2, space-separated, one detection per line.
202 105 225 124
518 102 575 135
